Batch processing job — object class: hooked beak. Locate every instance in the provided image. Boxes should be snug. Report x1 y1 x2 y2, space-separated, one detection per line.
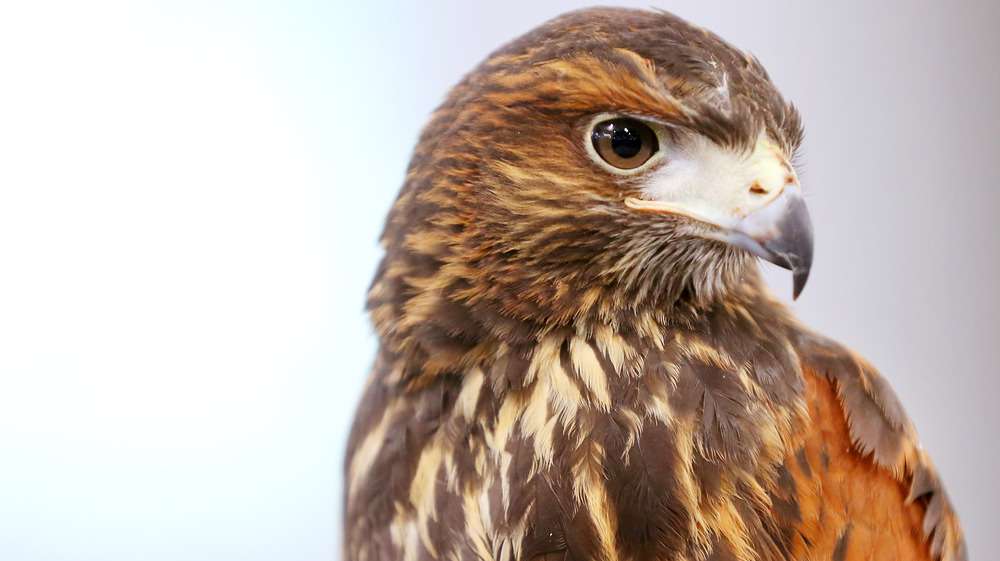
714 187 813 299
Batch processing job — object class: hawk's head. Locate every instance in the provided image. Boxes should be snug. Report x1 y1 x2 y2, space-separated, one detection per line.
371 7 811 362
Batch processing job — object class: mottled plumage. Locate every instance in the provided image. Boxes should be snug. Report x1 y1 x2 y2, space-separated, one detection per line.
345 8 965 561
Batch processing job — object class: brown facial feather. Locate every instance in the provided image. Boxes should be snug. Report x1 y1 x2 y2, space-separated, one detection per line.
347 7 965 561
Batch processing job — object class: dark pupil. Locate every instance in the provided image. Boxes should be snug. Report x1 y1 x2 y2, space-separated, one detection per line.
611 124 642 159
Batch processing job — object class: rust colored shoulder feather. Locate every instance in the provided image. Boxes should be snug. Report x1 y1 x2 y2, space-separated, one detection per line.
786 330 967 561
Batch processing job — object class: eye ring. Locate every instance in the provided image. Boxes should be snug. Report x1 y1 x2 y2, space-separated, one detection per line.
588 116 661 173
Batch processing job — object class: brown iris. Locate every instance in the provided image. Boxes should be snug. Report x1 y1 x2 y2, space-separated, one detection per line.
591 118 658 170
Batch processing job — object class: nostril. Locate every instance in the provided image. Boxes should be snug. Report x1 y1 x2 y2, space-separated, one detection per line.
749 181 768 195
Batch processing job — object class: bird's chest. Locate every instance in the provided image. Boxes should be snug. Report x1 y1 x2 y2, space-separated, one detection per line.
348 322 808 561
457 329 808 561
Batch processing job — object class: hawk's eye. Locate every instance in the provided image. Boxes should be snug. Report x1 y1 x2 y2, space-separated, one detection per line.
591 118 659 170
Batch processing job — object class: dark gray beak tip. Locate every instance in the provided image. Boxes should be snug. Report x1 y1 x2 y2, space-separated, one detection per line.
792 264 810 300
787 207 813 300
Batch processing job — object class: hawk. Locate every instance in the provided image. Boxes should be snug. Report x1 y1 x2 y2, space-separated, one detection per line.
345 7 966 561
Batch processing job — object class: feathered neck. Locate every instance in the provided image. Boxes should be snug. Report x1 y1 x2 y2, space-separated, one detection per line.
368 246 787 386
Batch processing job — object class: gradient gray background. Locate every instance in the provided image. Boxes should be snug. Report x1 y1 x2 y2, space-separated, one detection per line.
0 1 996 560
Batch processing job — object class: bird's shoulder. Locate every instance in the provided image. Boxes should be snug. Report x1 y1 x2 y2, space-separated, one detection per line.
784 328 967 561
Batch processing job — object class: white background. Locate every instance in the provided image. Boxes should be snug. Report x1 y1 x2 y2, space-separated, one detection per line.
0 1 996 559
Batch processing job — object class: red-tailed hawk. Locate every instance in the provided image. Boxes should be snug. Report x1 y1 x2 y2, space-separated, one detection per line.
345 8 966 561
